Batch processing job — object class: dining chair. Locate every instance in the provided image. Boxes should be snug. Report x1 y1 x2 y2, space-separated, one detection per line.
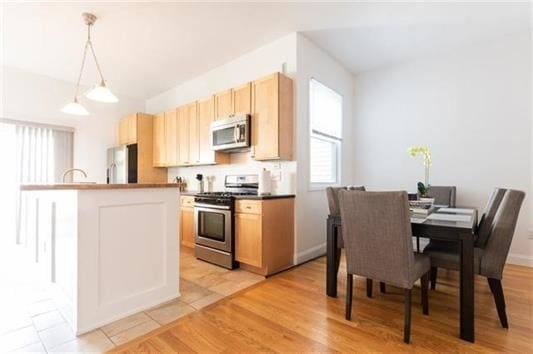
425 188 507 289
326 186 366 272
423 189 525 328
339 190 430 343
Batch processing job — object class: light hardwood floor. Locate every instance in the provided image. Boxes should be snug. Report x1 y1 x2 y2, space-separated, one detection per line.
111 255 533 353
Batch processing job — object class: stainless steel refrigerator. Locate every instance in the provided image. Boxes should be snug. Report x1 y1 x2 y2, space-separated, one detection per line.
106 144 138 183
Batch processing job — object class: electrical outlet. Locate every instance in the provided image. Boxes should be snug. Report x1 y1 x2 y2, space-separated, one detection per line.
528 230 533 240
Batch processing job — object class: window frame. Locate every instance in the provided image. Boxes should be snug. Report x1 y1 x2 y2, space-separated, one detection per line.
308 78 343 191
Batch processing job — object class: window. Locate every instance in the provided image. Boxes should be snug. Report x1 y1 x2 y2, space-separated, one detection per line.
309 78 342 187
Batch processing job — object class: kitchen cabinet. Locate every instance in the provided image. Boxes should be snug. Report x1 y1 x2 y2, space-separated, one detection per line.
197 96 230 165
116 113 167 182
235 198 294 276
189 104 200 165
177 104 192 165
118 114 137 145
251 73 293 161
214 89 233 119
180 196 195 248
232 82 251 116
153 112 166 167
164 108 178 166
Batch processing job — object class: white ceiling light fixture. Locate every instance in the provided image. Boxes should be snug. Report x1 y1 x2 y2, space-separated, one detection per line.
61 12 117 116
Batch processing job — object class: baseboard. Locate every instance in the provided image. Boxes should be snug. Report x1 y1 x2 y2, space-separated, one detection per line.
295 242 326 264
507 253 533 267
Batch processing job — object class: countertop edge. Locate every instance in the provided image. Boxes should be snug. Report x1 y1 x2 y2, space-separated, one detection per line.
20 183 180 191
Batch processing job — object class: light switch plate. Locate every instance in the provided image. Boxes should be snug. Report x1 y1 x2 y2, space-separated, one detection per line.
528 230 533 240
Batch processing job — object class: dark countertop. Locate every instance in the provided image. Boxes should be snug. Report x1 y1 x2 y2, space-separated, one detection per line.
179 192 295 200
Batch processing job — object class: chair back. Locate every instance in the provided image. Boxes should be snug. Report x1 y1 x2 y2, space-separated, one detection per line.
480 189 525 279
326 186 365 216
475 188 507 248
339 190 415 288
426 186 456 207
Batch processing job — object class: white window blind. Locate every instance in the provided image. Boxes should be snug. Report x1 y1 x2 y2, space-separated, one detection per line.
309 79 342 186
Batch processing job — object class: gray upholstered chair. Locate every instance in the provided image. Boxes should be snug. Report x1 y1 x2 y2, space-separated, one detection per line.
339 190 430 343
424 189 525 328
425 188 507 289
416 186 457 253
426 186 457 206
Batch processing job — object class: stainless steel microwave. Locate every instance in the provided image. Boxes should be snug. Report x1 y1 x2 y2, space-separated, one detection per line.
210 114 251 152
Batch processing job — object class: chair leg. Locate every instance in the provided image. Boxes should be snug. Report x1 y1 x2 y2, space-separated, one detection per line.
366 278 373 298
346 274 353 320
488 278 508 328
416 237 420 253
380 282 386 294
404 288 412 344
430 266 438 290
421 272 429 315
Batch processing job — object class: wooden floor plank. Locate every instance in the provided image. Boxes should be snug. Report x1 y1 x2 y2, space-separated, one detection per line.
111 256 533 353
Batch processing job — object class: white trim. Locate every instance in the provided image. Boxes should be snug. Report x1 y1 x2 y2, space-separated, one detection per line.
295 242 326 264
507 253 533 267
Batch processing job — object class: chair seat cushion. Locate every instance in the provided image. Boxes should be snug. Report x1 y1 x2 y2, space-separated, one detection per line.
424 245 483 274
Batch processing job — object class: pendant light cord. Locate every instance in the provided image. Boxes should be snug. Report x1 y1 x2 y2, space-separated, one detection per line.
73 22 105 99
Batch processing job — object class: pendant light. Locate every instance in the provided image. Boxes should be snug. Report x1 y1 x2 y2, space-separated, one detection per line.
61 13 117 116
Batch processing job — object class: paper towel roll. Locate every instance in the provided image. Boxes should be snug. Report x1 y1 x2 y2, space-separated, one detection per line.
258 168 272 195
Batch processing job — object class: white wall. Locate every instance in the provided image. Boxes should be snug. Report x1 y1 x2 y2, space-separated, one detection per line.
294 34 357 263
145 33 298 195
1 66 145 182
353 33 532 265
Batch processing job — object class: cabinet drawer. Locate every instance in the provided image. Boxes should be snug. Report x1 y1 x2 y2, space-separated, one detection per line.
180 196 195 207
235 200 262 214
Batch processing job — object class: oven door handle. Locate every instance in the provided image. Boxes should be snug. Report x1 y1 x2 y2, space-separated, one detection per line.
194 203 231 210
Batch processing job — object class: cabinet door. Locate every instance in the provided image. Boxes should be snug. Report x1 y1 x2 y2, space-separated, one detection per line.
127 114 137 144
153 112 166 166
214 89 233 119
252 74 279 160
233 83 251 116
235 212 262 268
189 102 200 164
165 109 178 166
118 117 128 145
177 105 190 165
198 96 215 164
180 207 195 248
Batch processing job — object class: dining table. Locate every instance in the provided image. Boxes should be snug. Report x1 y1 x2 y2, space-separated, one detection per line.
326 206 478 343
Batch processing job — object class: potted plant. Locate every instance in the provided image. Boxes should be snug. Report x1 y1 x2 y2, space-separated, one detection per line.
407 146 434 202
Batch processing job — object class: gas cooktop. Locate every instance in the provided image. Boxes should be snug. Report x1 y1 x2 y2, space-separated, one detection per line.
196 191 258 197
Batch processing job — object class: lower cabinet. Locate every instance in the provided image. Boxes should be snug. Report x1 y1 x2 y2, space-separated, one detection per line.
235 198 294 276
180 196 195 248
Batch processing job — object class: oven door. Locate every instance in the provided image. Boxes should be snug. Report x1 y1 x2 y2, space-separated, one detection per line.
194 204 232 252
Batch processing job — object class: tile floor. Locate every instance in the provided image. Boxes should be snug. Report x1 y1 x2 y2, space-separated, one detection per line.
0 246 264 353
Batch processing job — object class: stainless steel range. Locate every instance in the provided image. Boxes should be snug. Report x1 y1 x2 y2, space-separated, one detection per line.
194 175 258 269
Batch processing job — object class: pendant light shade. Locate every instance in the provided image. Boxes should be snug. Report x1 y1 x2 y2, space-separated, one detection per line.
61 13 117 115
61 98 89 116
86 80 119 103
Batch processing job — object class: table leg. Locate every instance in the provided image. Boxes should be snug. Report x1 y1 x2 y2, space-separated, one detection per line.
459 233 475 342
326 217 339 297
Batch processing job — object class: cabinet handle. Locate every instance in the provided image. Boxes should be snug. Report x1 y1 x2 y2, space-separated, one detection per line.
246 206 251 209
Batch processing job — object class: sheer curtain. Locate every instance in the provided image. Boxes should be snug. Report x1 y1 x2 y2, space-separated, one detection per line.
0 120 73 245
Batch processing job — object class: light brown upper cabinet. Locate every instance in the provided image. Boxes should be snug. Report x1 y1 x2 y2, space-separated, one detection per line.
177 105 190 165
232 82 251 116
252 73 293 161
164 108 178 167
214 89 233 119
197 97 230 165
153 112 167 167
189 103 200 164
117 114 137 145
116 113 167 182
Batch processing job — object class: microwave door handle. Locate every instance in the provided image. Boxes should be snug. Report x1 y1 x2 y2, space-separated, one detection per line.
234 125 239 142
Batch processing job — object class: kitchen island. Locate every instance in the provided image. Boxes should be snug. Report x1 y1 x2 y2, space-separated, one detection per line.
19 183 179 335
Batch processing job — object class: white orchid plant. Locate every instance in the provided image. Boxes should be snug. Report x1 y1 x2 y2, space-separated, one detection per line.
407 145 432 197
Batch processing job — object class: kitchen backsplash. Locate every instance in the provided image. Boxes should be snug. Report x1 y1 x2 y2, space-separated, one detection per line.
167 152 297 194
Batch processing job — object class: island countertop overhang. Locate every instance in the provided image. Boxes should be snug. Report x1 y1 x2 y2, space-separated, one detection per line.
20 183 179 191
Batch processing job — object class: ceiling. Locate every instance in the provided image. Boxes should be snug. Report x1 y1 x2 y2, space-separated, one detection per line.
2 2 530 99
